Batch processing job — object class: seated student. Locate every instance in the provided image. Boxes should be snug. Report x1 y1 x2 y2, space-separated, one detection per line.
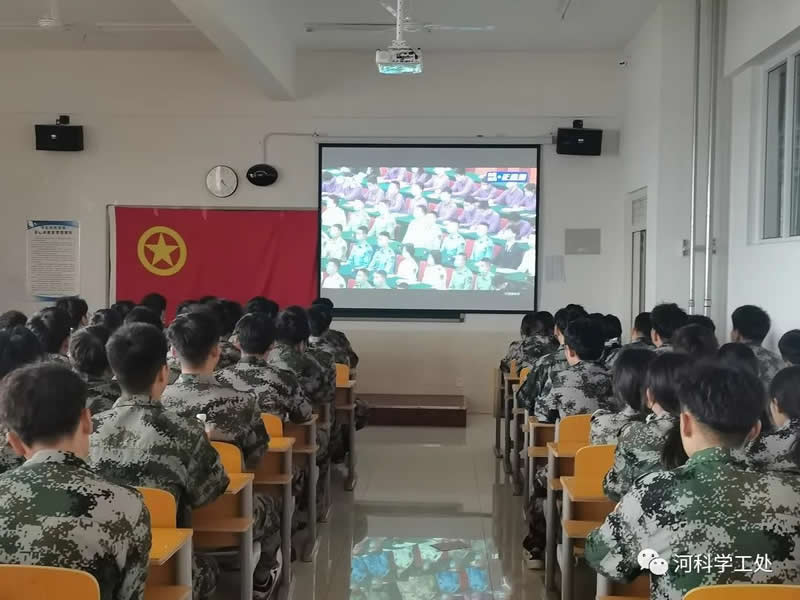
440 220 466 266
495 181 523 207
672 323 719 359
493 228 525 269
27 306 71 364
124 305 164 331
649 302 688 352
362 175 385 206
373 269 391 289
458 198 479 227
501 312 556 373
450 168 474 198
473 201 501 233
0 363 151 600
346 199 370 233
628 312 653 349
423 168 450 193
499 213 533 240
201 299 241 371
321 196 347 228
402 204 430 247
321 171 336 194
140 292 167 323
470 223 495 262
322 258 347 289
0 326 43 475
347 227 374 270
746 366 800 472
779 329 800 366
718 342 759 374
90 323 230 600
600 314 624 367
307 306 350 367
55 296 89 331
368 200 397 239
368 232 396 274
396 244 420 282
0 310 27 330
409 166 429 187
521 182 537 210
420 212 443 250
162 310 269 468
385 182 406 213
311 298 360 370
474 259 494 290
586 363 800 600
731 304 787 384
686 313 716 331
246 296 280 319
603 352 693 501
436 190 460 223
534 317 614 423
322 224 348 261
422 250 448 290
69 325 120 415
90 307 123 333
516 232 536 277
111 300 136 321
354 268 373 288
448 253 474 290
590 348 655 444
472 181 495 202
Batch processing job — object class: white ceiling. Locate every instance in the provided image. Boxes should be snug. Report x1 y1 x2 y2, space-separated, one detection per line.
0 0 659 52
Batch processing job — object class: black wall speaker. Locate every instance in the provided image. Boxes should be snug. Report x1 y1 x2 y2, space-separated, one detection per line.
35 124 84 152
246 163 279 187
556 128 603 156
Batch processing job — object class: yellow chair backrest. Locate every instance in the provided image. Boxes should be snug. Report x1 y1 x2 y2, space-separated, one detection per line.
0 565 100 600
262 413 283 438
335 363 350 386
211 441 243 474
509 359 518 378
573 444 615 492
557 414 592 443
684 585 800 599
136 486 177 528
519 367 531 383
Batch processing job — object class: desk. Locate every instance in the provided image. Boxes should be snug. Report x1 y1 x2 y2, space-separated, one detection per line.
285 416 319 562
511 384 524 495
524 417 556 508
492 369 503 459
148 528 192 590
336 380 358 491
502 373 520 474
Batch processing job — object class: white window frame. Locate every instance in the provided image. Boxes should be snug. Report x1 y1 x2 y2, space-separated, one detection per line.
754 39 800 243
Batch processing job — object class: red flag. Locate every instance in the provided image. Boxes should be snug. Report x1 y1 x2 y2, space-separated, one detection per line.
114 207 319 317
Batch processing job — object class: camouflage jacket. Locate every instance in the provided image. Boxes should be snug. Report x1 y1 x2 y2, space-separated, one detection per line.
85 375 121 416
603 411 677 501
517 346 568 412
655 343 674 354
90 393 229 521
519 335 558 369
500 339 522 373
533 360 614 423
46 352 71 365
166 350 181 384
161 373 268 469
602 339 623 369
590 405 640 445
215 338 242 372
746 417 800 473
606 339 655 369
306 345 337 403
586 447 800 600
217 355 313 423
0 426 23 475
0 450 151 600
266 342 333 410
309 334 350 367
746 342 787 386
324 328 359 368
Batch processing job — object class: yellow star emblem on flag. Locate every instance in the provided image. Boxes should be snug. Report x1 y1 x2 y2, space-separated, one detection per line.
137 226 187 276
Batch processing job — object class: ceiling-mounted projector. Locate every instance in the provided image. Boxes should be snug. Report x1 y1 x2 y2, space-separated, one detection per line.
376 43 422 74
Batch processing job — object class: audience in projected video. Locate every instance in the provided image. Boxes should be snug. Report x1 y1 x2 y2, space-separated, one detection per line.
320 166 537 293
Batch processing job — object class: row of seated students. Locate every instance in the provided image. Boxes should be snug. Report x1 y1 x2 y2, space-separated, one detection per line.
0 293 359 600
499 302 800 600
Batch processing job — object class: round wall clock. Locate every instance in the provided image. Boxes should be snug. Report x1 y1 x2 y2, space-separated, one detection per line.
206 165 238 198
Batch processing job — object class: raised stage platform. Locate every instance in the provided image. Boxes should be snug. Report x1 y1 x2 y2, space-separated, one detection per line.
363 393 467 428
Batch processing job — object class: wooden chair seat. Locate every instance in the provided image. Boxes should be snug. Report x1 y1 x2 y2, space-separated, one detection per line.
0 565 100 599
684 585 800 599
144 586 192 600
193 517 253 533
562 519 602 539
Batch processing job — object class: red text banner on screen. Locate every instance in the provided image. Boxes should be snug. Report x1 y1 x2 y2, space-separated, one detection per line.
114 207 319 318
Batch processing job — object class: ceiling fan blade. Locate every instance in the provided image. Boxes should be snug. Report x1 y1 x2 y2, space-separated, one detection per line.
423 24 496 32
304 22 396 32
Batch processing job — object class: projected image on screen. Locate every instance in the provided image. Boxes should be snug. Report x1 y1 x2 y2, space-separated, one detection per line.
319 145 539 313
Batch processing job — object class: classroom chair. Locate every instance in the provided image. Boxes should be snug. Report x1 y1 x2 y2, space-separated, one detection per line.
138 487 177 528
283 414 321 560
492 368 504 459
335 363 350 387
683 584 800 599
510 368 532 494
595 573 650 600
502 367 520 474
0 565 100 600
335 364 358 491
524 415 556 508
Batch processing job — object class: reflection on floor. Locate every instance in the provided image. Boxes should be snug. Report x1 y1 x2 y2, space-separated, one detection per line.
220 415 551 599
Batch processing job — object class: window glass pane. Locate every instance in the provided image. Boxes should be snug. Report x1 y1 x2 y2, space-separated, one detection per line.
792 56 800 236
764 62 787 239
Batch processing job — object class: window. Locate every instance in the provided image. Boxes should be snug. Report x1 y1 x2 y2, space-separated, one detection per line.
761 50 800 240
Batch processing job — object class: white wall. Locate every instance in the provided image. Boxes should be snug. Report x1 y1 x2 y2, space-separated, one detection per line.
725 0 800 76
0 49 625 412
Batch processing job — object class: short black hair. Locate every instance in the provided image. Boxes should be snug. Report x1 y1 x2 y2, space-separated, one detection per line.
55 296 88 330
650 303 688 342
520 312 540 337
679 363 765 447
167 310 219 368
125 306 164 331
308 305 333 337
202 299 230 337
645 352 694 415
312 298 334 310
0 363 87 446
221 300 243 337
175 299 198 317
275 306 311 345
27 307 71 354
141 293 167 316
0 326 43 379
0 310 27 330
90 308 123 333
779 330 800 365
612 348 656 412
69 326 109 377
538 311 555 333
717 343 759 376
633 312 652 339
770 366 800 418
111 300 136 320
731 305 771 343
245 296 279 319
555 305 588 336
672 324 719 359
601 314 622 341
107 323 167 394
686 314 716 332
235 313 276 355
564 317 605 361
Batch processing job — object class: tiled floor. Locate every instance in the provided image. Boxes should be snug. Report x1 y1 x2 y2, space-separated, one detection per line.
280 415 551 600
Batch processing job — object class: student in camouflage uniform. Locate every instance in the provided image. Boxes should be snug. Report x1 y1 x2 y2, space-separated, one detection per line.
603 352 693 501
196 297 242 371
779 329 800 366
0 326 43 475
746 366 800 472
731 304 787 385
672 323 719 360
90 323 230 599
0 363 151 600
590 347 654 445
308 305 351 367
448 253 474 290
26 306 72 364
649 303 688 354
312 298 360 370
628 312 654 350
586 363 800 600
69 325 121 415
600 314 623 368
500 311 556 373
